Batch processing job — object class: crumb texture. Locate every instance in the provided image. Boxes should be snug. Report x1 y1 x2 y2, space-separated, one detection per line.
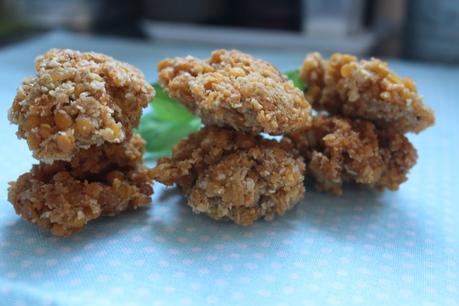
8 134 153 236
158 49 312 134
152 126 305 225
301 52 435 133
288 116 418 196
9 48 154 163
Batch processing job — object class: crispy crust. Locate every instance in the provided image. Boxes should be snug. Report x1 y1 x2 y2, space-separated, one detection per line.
152 126 305 225
300 52 435 133
9 49 154 163
158 49 312 135
287 116 418 196
7 134 153 236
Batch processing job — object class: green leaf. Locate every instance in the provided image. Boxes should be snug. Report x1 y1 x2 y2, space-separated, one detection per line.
139 70 307 160
137 83 201 160
151 84 197 120
285 69 307 92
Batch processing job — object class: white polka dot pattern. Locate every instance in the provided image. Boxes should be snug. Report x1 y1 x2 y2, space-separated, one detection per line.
0 34 458 306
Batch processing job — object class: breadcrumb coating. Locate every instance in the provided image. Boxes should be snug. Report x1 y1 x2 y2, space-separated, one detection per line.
300 52 435 133
8 48 154 163
287 116 418 196
7 134 153 236
152 126 305 225
158 49 312 134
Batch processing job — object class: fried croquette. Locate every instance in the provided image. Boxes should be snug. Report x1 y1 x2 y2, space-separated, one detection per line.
287 116 418 196
300 52 435 133
152 126 305 225
158 49 312 135
7 134 153 236
9 48 154 163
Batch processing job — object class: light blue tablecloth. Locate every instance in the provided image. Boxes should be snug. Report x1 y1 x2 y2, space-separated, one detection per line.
0 32 458 306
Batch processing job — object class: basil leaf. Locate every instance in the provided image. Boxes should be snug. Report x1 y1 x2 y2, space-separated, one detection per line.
285 69 307 91
138 84 201 160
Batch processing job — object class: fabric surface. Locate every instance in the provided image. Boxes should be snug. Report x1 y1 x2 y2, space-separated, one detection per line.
0 32 458 306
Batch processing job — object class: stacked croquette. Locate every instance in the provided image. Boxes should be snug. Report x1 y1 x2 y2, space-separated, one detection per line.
7 49 155 236
152 49 311 225
288 53 435 195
